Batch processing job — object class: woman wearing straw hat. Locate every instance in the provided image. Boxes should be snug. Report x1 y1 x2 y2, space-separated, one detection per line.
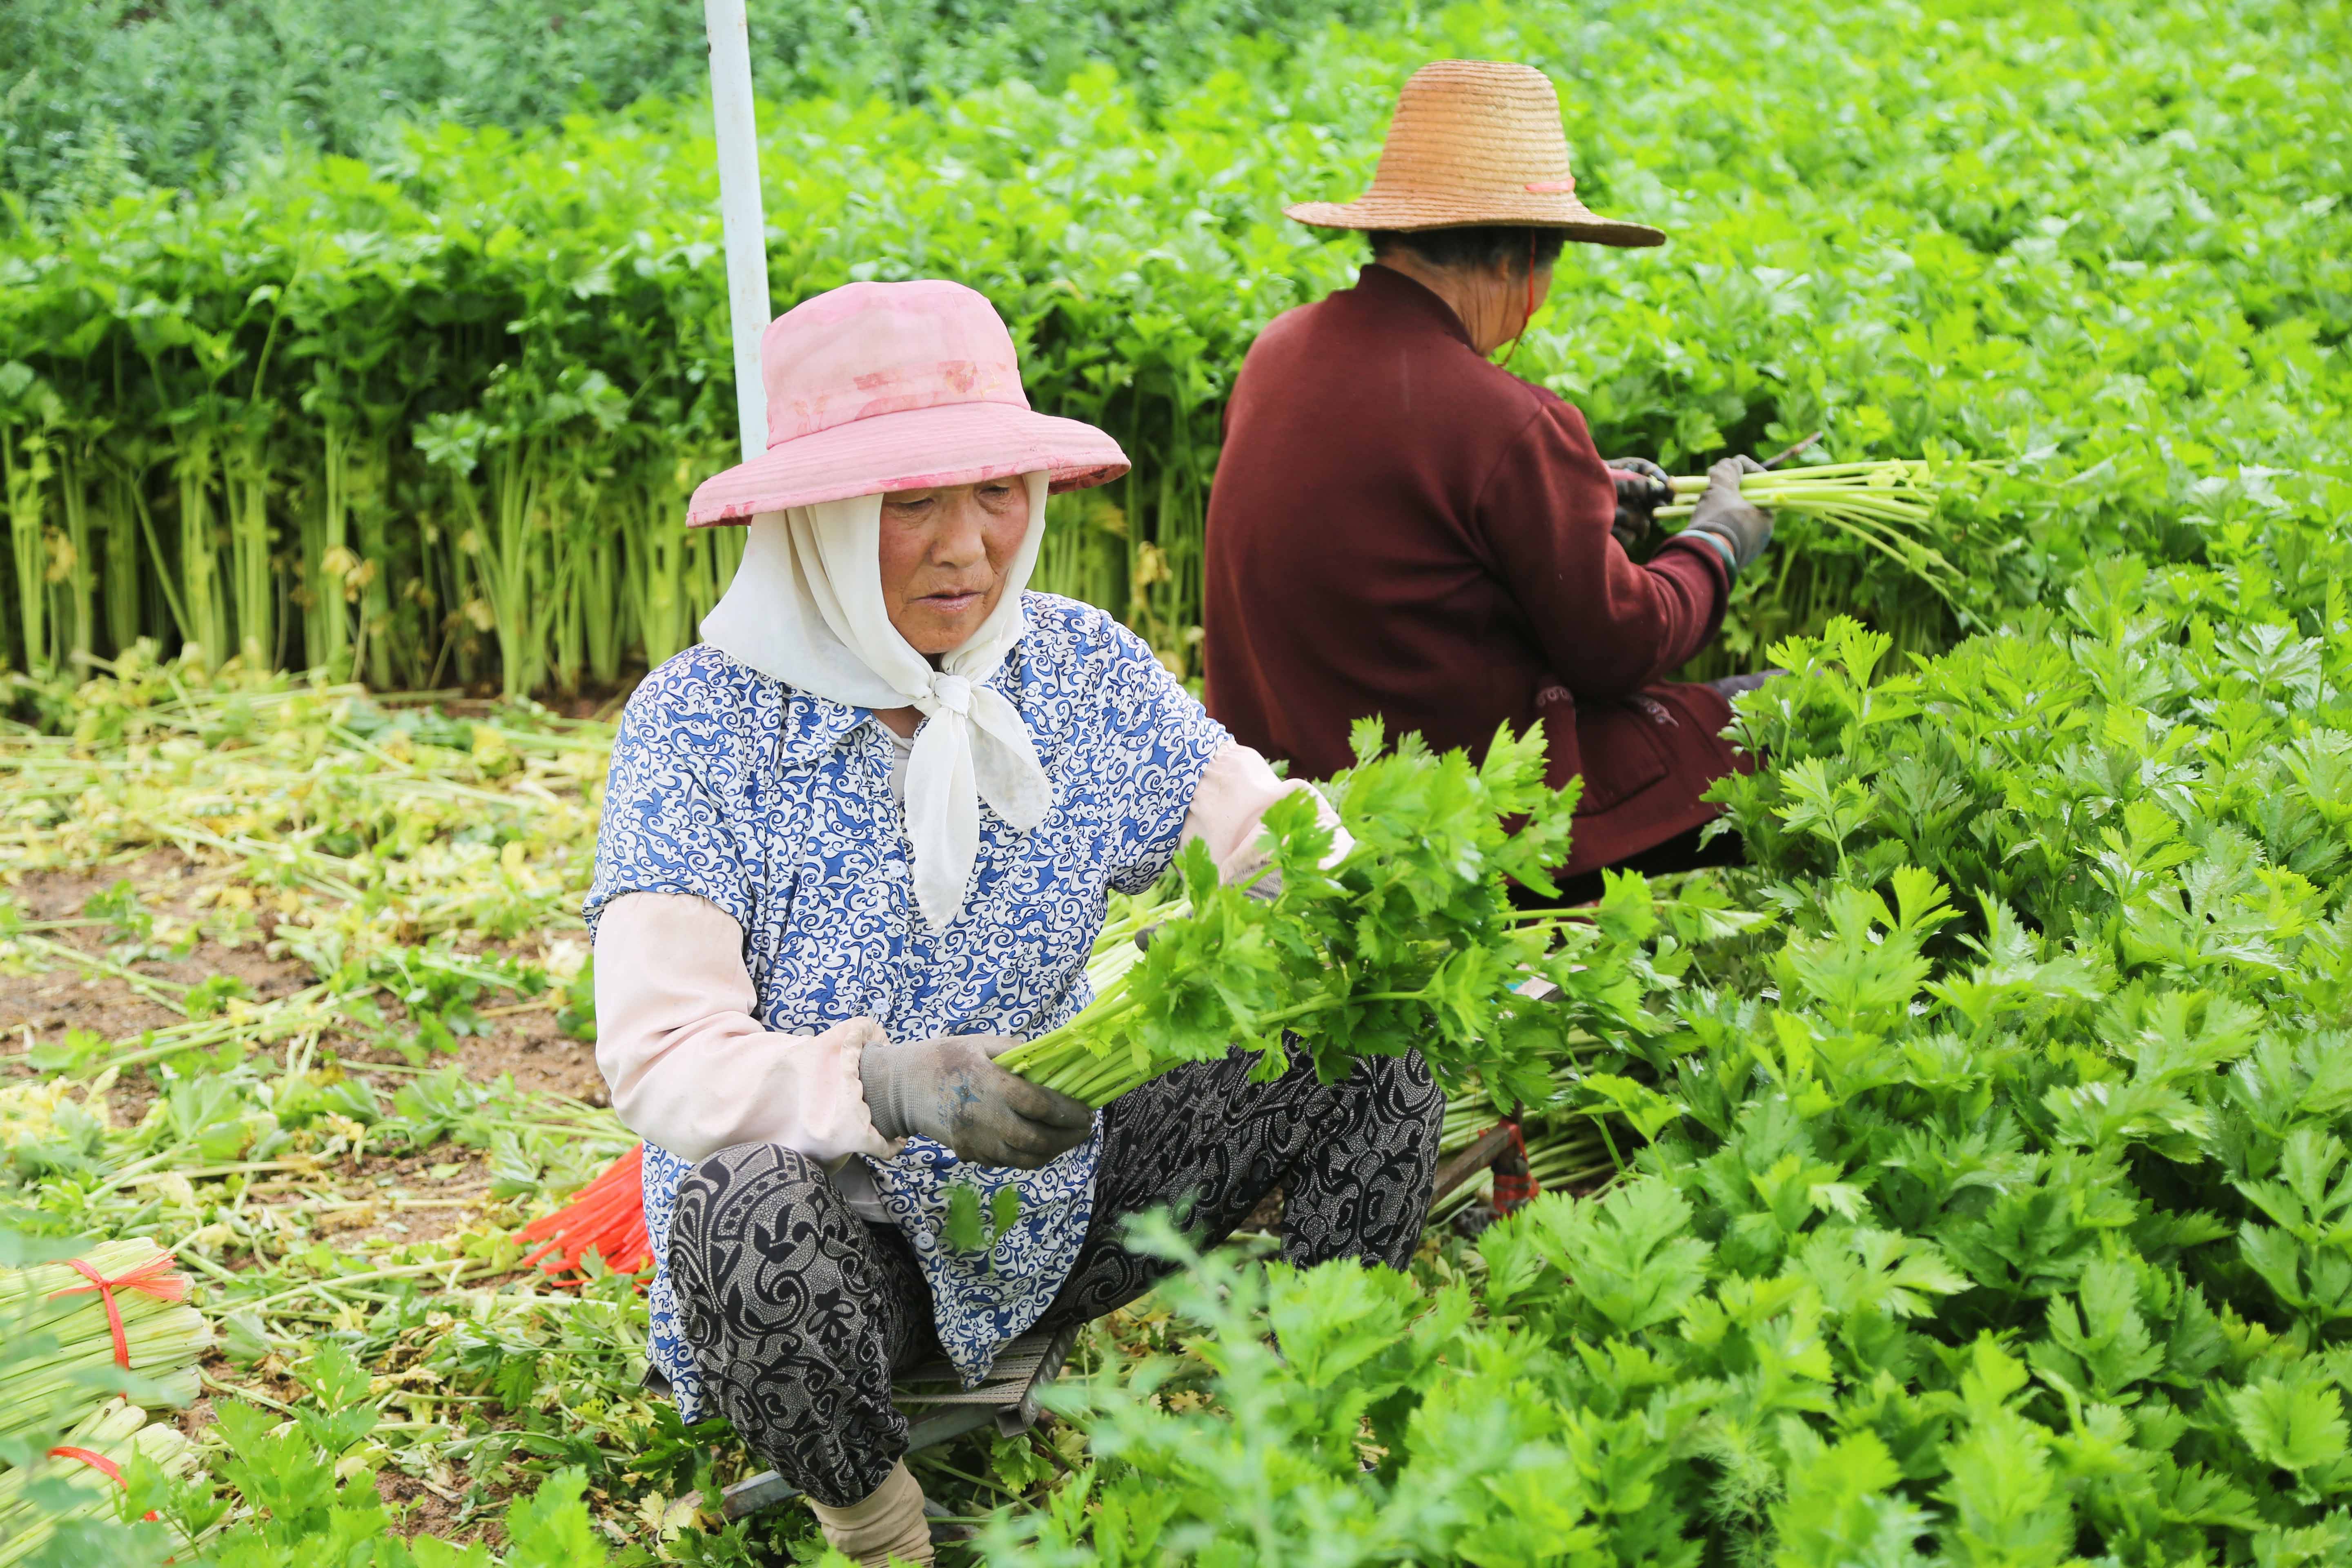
586 280 1443 1565
1204 60 1775 894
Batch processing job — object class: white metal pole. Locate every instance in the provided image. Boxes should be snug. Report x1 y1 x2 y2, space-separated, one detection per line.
704 0 771 464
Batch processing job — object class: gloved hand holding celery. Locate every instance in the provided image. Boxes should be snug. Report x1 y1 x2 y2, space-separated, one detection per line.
1647 456 1982 601
993 722 1658 1113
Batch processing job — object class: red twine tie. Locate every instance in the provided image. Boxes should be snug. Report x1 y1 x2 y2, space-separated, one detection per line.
1490 1120 1541 1214
1497 231 1539 370
49 1445 125 1483
47 1443 162 1521
52 1252 189 1369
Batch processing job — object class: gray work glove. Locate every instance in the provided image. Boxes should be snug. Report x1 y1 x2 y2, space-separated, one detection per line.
1603 456 1674 550
1682 454 1774 575
860 1033 1094 1170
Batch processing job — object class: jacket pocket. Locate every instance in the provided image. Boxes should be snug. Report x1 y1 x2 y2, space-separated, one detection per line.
1537 680 1672 817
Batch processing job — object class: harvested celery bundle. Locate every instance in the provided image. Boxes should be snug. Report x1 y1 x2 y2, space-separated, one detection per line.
998 722 1659 1110
1655 459 1976 603
0 1241 210 1445
0 1396 196 1566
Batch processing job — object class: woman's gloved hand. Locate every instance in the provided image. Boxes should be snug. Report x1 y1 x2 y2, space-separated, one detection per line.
860 1033 1094 1169
1603 456 1674 549
1682 454 1774 574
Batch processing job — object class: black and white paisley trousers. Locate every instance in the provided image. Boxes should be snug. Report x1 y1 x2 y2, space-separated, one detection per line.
665 1040 1443 1506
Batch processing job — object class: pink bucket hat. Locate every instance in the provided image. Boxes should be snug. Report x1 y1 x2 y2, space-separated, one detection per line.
686 280 1129 525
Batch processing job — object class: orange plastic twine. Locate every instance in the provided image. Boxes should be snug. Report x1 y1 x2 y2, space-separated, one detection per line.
1489 1120 1541 1214
48 1445 126 1484
47 1443 162 1521
52 1251 189 1369
517 1144 654 1283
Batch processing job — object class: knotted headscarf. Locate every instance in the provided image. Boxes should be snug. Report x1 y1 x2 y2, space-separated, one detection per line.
699 472 1054 930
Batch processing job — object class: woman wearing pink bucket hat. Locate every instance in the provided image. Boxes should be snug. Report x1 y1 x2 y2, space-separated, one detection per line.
585 280 1446 1565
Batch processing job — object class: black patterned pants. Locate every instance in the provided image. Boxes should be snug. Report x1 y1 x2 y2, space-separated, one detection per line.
665 1041 1443 1506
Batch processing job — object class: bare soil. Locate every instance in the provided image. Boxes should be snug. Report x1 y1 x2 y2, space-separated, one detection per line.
0 852 604 1107
5 846 627 1548
380 1468 500 1546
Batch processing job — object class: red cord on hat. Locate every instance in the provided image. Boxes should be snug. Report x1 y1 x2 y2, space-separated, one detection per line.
52 1252 189 1369
47 1444 163 1521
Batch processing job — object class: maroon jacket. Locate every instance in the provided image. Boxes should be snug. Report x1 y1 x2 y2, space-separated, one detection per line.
1202 263 1748 876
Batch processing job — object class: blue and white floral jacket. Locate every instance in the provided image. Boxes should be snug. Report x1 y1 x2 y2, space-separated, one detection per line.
584 593 1226 1419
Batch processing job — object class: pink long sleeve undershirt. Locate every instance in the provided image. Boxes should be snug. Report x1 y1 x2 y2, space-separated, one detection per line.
590 739 1326 1165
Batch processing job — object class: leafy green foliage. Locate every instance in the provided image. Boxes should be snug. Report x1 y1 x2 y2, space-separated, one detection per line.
3 0 2349 1558
0 0 1391 214
989 503 2352 1564
1004 721 1662 1111
5 0 2345 690
201 1378 615 1567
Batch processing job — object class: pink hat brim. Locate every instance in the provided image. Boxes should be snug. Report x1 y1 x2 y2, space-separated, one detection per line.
686 401 1130 526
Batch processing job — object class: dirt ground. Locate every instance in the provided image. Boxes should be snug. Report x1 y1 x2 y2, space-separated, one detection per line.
0 850 606 1108
2 844 623 1546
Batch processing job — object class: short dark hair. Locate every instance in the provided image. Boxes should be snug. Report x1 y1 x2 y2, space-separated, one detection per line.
1368 225 1568 273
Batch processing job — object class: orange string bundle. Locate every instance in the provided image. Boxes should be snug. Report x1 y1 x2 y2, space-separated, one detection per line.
1488 1120 1541 1215
47 1441 162 1520
517 1145 653 1281
51 1252 190 1369
47 1445 126 1483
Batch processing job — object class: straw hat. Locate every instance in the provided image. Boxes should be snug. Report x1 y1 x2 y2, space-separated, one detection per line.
1285 60 1664 247
687 280 1128 526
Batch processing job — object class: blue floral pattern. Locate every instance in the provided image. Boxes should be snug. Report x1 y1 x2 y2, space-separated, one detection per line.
586 594 1227 1421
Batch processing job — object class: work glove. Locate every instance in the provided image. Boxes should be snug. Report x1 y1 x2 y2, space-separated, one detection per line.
860 1032 1094 1170
1603 457 1674 549
1681 454 1774 575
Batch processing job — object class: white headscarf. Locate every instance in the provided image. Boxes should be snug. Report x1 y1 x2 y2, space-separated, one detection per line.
698 471 1054 931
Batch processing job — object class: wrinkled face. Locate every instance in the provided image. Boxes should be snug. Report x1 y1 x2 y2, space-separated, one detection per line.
878 477 1031 657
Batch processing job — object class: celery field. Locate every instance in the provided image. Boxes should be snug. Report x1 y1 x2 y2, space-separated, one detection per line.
3 0 2352 1563
4 0 2347 691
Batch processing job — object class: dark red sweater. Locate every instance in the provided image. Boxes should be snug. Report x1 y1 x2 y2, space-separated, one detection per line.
1202 263 1746 874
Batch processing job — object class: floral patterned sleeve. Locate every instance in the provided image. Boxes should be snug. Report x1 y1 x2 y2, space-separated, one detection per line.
1093 624 1232 895
585 668 757 938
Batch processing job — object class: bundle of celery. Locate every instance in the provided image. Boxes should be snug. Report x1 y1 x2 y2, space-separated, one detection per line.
0 1396 195 1566
1428 1125 1619 1223
1655 459 1968 603
997 721 1658 1111
1428 1051 1633 1224
0 1240 210 1438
